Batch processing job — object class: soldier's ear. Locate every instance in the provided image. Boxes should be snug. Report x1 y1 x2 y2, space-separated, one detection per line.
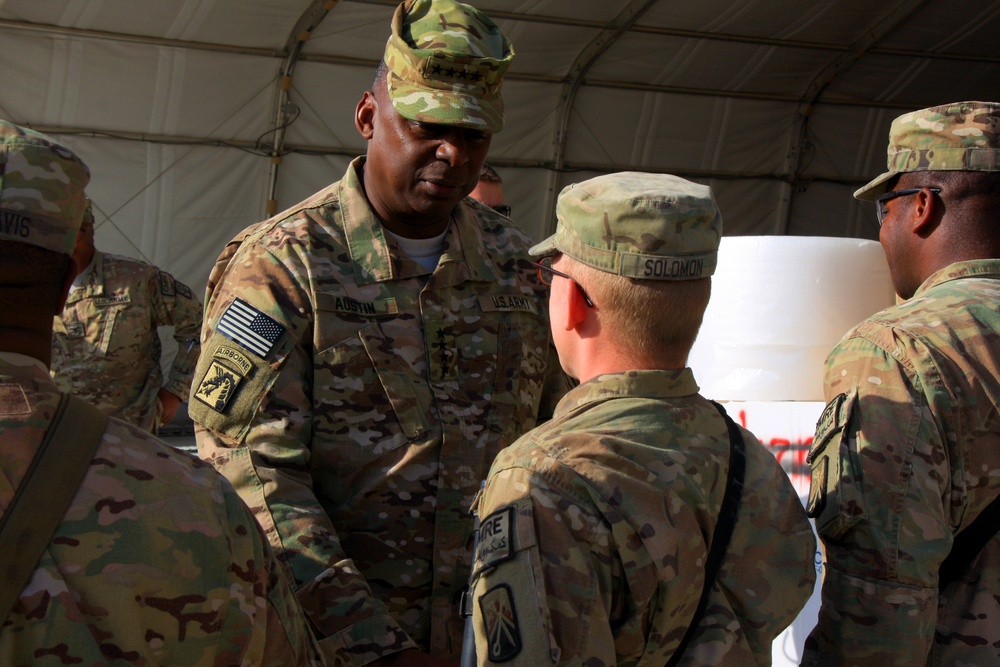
910 187 942 238
356 91 376 140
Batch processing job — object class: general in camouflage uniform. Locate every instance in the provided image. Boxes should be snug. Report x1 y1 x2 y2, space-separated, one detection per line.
469 173 816 666
51 201 202 433
188 1 566 665
0 121 319 665
803 101 1000 665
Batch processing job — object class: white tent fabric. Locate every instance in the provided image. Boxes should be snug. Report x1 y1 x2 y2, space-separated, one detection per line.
1 0 998 295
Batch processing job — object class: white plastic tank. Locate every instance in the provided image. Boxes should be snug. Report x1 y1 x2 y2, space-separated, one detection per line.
687 235 896 666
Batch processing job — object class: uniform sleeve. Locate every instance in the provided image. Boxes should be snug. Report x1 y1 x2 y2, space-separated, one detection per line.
218 475 321 666
471 460 705 667
803 332 951 665
471 464 615 667
190 243 416 666
148 267 203 402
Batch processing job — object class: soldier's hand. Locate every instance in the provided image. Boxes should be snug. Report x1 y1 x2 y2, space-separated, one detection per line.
157 388 181 425
370 649 459 667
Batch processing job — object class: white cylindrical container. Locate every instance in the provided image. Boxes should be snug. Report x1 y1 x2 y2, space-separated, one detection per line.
689 235 896 401
687 236 896 667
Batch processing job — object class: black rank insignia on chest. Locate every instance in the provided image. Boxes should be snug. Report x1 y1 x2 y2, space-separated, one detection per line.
480 584 521 662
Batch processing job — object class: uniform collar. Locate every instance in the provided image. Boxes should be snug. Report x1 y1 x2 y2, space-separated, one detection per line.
913 258 1000 297
65 250 106 304
339 157 499 285
555 368 701 415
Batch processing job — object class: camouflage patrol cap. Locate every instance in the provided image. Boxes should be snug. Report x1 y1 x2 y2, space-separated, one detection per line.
855 100 1000 201
530 172 722 280
383 0 514 133
0 121 90 254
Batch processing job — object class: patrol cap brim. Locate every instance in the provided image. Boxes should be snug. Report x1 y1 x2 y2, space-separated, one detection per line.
854 169 895 201
386 70 504 133
529 234 558 257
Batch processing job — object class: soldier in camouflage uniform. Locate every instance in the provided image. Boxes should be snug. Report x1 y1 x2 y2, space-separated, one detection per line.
188 1 566 665
469 172 816 666
0 121 319 665
802 101 1000 665
51 199 202 433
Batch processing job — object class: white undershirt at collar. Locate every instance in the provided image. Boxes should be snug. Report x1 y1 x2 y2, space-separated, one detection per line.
384 225 450 272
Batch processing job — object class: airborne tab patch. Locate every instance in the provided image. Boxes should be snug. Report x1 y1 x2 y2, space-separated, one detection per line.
217 298 285 358
480 585 521 662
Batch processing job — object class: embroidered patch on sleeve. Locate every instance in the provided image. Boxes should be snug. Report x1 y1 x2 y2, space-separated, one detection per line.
480 584 521 663
158 271 176 297
194 360 244 413
217 298 285 358
476 506 515 572
175 281 193 300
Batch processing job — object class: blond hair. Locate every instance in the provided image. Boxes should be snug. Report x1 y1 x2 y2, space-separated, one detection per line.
565 255 711 366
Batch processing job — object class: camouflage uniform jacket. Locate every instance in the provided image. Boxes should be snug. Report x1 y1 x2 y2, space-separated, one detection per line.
189 157 565 665
470 369 816 666
51 250 202 432
803 259 1000 666
0 353 318 666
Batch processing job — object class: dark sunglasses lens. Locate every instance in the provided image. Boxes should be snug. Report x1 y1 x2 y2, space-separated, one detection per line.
492 205 512 217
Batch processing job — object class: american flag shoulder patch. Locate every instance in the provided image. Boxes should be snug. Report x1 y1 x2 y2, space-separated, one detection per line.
216 298 285 358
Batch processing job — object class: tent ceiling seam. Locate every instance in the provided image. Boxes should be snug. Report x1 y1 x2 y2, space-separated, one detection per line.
265 0 340 215
340 0 995 63
27 122 874 187
780 0 934 233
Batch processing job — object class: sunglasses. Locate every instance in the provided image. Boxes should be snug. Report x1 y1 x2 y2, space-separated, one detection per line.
874 187 941 226
532 256 594 308
491 204 512 217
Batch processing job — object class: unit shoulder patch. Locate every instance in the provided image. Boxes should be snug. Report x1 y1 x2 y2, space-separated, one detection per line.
175 280 193 300
194 359 245 413
480 584 522 663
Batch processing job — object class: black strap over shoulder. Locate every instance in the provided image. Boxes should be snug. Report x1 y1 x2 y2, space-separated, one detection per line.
663 401 746 667
939 492 1000 591
0 393 108 622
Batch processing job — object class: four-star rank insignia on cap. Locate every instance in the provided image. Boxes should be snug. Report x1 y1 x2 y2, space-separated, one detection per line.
480 584 521 662
217 298 285 358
